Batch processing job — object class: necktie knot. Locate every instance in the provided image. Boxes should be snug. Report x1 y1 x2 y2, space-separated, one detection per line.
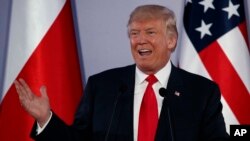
146 74 158 85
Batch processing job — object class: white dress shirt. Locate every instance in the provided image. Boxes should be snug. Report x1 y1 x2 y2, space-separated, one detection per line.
133 61 172 141
36 111 52 134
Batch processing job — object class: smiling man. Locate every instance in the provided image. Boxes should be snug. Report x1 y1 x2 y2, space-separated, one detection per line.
15 5 229 141
128 5 177 75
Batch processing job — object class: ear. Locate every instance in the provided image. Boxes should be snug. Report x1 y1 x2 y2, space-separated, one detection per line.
167 36 177 52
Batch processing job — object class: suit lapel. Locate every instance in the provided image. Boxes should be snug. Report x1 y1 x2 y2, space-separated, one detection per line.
156 64 184 141
108 65 135 141
167 64 184 92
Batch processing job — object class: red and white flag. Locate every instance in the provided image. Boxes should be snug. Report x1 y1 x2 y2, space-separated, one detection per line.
0 0 83 141
178 0 250 132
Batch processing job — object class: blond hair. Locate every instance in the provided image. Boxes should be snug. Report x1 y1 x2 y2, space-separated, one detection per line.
128 5 178 38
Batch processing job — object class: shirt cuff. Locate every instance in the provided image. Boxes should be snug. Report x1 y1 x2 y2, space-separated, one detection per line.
36 111 53 135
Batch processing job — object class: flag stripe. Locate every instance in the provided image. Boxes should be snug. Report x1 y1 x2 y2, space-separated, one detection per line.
199 41 250 124
238 21 250 48
221 96 239 132
217 26 250 93
179 32 211 78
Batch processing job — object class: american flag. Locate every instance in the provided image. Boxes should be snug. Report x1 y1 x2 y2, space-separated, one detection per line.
179 0 250 132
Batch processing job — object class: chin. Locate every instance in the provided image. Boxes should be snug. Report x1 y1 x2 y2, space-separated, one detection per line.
137 64 155 74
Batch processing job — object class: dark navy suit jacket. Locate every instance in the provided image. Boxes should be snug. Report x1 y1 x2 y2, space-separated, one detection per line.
31 64 229 141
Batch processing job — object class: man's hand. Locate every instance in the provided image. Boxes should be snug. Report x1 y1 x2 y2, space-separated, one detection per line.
14 78 51 127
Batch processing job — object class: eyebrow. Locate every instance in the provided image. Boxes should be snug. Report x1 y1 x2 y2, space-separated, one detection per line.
129 27 156 31
146 27 156 29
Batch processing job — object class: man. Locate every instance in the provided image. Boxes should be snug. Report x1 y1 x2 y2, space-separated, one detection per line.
15 4 229 141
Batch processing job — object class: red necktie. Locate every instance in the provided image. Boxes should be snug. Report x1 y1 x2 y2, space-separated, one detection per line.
138 74 158 141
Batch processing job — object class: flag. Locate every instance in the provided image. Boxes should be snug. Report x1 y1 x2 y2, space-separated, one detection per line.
0 0 83 141
179 0 250 132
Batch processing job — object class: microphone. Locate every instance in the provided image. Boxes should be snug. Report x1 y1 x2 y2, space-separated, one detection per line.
105 83 127 141
159 87 175 141
159 87 175 99
159 87 168 97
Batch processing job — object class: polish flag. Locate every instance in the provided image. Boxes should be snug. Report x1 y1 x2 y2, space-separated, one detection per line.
0 0 83 141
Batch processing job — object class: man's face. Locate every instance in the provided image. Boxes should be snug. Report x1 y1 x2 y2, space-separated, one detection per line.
128 19 176 74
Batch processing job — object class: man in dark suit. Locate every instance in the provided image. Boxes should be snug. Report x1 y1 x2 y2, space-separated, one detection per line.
15 4 229 141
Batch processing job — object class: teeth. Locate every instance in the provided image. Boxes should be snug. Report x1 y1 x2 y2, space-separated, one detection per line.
138 49 152 56
139 49 150 52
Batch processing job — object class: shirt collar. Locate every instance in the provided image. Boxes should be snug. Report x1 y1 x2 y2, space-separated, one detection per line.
135 61 172 87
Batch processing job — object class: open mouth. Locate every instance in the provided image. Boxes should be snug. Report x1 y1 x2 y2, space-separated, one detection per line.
138 49 152 56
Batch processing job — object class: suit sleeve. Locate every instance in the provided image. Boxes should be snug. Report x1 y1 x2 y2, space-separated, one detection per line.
30 76 95 141
199 83 229 141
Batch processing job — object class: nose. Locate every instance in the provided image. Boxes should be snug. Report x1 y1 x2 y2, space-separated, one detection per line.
137 33 147 44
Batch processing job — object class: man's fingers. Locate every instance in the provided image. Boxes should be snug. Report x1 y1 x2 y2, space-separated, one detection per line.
18 78 35 100
14 80 26 100
14 80 28 107
18 78 32 93
14 80 21 94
